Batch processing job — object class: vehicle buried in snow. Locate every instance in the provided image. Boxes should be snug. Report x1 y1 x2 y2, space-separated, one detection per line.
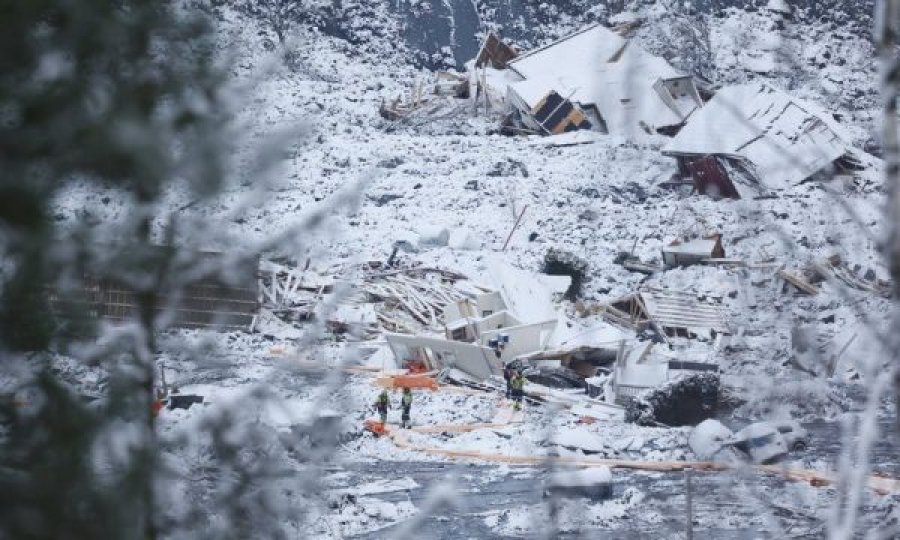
543 466 613 500
771 419 809 451
688 419 809 464
730 422 790 464
688 419 744 463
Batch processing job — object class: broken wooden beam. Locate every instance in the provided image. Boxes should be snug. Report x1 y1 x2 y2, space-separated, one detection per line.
778 269 819 295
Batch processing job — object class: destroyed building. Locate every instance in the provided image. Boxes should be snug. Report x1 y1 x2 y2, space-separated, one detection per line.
382 260 626 384
379 260 726 422
662 83 863 198
383 261 566 380
479 24 703 138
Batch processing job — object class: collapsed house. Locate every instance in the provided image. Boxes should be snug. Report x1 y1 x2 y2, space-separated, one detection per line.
662 83 862 198
384 261 567 380
377 260 728 423
382 260 631 385
474 24 703 138
662 233 725 268
601 287 730 340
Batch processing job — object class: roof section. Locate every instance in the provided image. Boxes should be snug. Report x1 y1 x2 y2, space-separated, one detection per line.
506 25 692 137
487 258 559 325
640 287 729 336
587 43 687 136
507 24 627 81
663 83 851 189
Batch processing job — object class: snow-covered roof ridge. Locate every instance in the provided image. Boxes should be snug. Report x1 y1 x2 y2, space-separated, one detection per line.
506 23 627 78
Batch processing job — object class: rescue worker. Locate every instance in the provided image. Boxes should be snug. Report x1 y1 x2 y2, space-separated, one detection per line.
151 388 166 417
375 389 390 424
503 363 515 398
400 387 413 429
511 370 525 411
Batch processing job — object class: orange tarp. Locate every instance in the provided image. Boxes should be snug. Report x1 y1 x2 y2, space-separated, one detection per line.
375 375 439 390
364 420 388 435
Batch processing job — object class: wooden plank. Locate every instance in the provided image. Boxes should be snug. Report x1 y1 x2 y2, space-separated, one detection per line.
778 269 819 295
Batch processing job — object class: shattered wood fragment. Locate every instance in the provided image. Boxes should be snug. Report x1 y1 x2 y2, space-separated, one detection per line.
475 32 518 69
622 260 661 274
778 269 819 295
818 256 892 297
700 258 746 267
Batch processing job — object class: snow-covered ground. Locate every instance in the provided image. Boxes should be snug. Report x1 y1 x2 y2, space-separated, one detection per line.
44 2 900 536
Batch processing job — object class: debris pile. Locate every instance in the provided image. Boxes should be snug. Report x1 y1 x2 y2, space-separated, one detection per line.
380 22 872 198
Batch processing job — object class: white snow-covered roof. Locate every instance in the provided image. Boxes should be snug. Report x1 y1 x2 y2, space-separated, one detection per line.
505 25 693 137
508 24 627 82
663 83 851 189
551 324 625 350
486 258 558 325
508 77 557 109
585 44 687 136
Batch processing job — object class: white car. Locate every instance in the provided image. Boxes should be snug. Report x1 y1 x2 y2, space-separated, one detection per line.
689 419 809 465
769 420 809 452
688 419 744 463
729 423 789 464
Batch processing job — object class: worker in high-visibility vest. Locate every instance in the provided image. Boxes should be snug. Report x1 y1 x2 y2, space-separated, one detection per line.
510 371 525 411
375 389 390 424
400 388 413 429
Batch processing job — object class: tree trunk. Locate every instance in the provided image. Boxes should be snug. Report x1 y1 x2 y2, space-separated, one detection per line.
877 0 900 431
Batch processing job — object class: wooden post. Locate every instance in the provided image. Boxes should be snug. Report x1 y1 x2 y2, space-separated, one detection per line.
501 205 528 251
685 467 694 540
158 362 168 397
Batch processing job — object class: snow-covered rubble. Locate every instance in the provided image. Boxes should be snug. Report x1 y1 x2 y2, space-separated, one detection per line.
40 1 900 536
